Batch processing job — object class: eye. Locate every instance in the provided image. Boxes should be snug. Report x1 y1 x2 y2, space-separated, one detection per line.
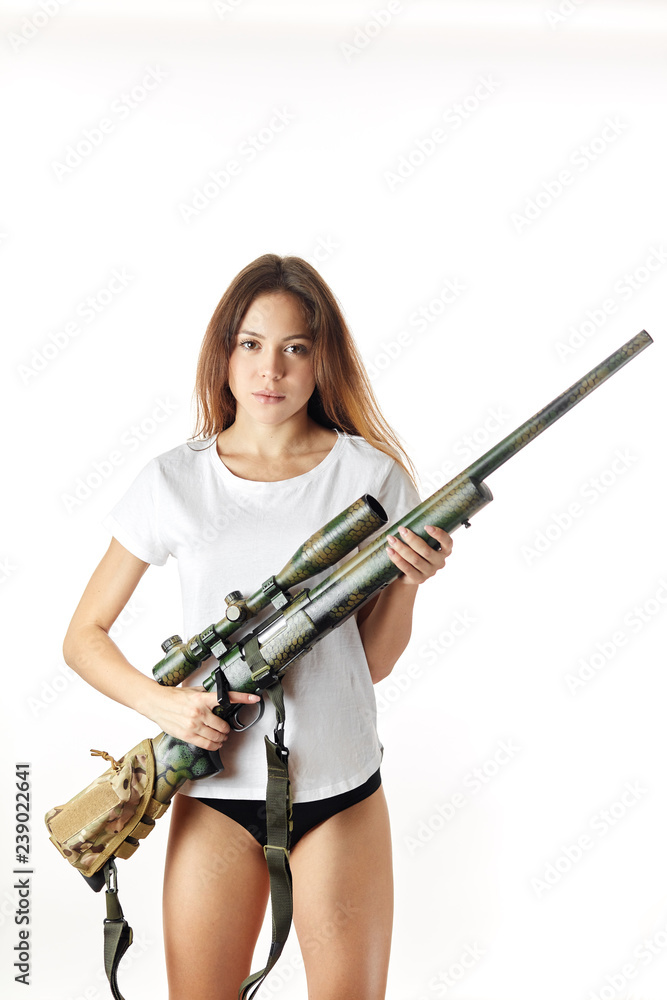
238 338 259 350
285 343 309 355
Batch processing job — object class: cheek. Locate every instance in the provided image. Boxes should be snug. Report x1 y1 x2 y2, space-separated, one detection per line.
227 350 247 387
301 358 316 393
226 358 243 400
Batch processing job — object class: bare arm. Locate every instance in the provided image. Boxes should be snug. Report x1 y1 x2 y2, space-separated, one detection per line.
357 584 418 684
357 524 453 683
63 538 259 751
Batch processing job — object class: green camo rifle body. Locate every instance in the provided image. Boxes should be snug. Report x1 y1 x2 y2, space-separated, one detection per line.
150 731 222 804
146 330 652 802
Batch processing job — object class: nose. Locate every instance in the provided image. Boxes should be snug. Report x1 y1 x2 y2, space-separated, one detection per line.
258 347 284 380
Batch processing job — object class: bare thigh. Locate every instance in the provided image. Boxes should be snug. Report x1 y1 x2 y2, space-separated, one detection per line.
290 786 394 1000
162 794 269 1000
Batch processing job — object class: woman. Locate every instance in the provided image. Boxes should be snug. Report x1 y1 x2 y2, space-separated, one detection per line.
63 254 453 1000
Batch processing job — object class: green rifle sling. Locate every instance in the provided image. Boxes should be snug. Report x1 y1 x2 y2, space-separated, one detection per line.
239 679 294 1000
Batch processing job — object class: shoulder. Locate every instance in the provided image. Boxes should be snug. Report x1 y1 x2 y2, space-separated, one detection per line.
335 434 420 511
336 434 396 473
149 439 216 481
336 434 407 482
117 440 216 507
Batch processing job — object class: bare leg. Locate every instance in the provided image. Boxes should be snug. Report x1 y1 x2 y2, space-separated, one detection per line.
290 787 394 1000
163 794 269 1000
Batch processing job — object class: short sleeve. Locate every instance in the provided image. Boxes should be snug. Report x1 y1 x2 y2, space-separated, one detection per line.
375 460 421 525
357 457 421 552
101 459 170 565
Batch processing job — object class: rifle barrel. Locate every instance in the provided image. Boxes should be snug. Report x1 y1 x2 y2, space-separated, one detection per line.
466 330 652 482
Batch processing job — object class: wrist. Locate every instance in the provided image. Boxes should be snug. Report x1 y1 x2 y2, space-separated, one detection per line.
126 670 167 720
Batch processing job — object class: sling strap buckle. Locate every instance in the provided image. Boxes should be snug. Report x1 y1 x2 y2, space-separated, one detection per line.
263 844 290 861
102 859 133 1000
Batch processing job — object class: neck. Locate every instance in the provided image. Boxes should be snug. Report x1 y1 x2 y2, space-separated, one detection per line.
219 410 325 459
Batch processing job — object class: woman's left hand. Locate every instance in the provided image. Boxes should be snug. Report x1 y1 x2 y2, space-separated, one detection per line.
385 524 453 586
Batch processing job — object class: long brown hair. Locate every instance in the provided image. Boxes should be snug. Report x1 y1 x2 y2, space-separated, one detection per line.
192 253 415 481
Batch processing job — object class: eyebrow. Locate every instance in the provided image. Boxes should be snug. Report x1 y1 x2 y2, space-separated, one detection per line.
237 329 312 342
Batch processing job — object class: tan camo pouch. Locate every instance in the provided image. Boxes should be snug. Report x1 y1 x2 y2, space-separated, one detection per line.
45 739 168 876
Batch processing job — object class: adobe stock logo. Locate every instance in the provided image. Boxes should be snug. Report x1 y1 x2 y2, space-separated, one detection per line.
213 0 247 17
565 577 667 694
419 944 487 998
405 740 520 855
555 246 667 360
531 781 648 898
178 108 295 223
545 0 588 28
51 68 168 180
61 398 179 514
18 269 134 385
7 0 70 54
511 117 628 234
587 915 667 1000
339 2 405 63
365 277 466 381
384 75 501 192
520 449 639 566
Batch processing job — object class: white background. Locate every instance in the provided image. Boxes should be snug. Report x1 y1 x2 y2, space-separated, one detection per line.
2 2 666 998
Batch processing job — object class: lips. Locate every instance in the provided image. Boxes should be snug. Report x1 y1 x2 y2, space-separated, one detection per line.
253 390 286 402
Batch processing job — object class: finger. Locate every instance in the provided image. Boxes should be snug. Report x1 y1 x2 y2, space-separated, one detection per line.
202 730 228 748
227 690 262 705
387 529 444 571
190 733 227 752
386 544 427 584
424 525 454 556
400 524 454 563
397 525 447 562
205 690 262 739
186 692 231 733
201 713 231 739
200 690 260 720
165 719 229 751
386 538 432 578
386 536 434 574
399 526 451 570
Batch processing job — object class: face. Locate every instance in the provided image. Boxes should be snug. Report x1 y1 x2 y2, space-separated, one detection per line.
228 291 316 428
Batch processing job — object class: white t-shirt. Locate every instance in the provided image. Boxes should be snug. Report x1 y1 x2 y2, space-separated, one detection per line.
102 431 420 802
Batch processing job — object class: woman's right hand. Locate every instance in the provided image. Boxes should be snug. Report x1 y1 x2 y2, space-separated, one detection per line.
146 684 262 751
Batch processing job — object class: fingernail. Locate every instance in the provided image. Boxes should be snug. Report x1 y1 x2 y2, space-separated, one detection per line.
399 526 409 536
249 695 261 702
386 535 396 545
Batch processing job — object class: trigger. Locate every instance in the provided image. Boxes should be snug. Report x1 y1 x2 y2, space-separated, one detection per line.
214 668 232 714
229 696 265 732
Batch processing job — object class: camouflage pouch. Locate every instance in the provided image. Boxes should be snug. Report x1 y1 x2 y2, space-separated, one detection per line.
45 739 169 877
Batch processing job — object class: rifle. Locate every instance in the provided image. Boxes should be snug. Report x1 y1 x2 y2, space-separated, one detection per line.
151 329 652 719
46 329 652 1000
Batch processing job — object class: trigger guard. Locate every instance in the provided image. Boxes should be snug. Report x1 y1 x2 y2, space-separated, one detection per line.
228 696 265 732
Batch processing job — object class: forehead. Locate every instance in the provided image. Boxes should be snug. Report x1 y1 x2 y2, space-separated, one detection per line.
239 291 310 337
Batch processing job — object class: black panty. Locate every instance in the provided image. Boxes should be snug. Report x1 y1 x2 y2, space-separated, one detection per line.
196 769 381 849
